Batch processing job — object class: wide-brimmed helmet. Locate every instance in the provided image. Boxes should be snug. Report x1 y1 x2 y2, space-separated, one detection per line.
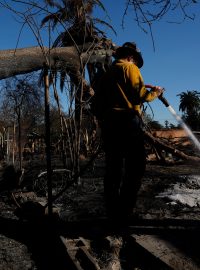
114 41 144 68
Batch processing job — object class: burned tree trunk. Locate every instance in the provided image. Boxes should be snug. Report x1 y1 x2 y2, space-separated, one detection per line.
0 46 78 79
0 45 113 80
0 44 112 102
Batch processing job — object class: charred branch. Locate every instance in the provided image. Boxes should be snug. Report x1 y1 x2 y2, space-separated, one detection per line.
145 131 200 162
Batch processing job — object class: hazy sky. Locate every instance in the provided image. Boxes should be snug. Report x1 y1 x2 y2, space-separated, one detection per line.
0 1 200 125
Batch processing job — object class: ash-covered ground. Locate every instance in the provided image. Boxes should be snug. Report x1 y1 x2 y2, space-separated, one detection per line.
0 157 200 270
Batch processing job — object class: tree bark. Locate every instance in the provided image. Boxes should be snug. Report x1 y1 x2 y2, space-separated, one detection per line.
0 45 113 80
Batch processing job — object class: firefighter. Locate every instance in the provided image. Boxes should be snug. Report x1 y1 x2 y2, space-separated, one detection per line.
93 41 164 220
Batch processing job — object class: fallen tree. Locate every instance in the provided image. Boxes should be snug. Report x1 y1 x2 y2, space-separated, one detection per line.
0 44 113 80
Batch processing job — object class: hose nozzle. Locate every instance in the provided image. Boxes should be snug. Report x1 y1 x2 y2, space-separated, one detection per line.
145 85 170 107
158 94 170 107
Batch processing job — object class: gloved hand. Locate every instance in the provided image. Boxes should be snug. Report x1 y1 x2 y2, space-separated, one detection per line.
145 85 164 97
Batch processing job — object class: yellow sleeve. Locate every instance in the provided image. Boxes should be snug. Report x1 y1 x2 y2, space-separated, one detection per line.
140 86 159 102
127 64 159 102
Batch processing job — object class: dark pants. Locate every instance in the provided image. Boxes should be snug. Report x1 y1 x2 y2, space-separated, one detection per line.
101 112 146 219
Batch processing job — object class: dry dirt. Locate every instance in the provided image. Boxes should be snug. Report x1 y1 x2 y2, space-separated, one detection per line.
0 157 200 269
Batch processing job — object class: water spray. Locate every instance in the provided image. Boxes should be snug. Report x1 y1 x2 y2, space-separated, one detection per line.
145 84 200 152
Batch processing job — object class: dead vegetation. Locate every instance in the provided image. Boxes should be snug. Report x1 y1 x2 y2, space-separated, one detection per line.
1 153 200 269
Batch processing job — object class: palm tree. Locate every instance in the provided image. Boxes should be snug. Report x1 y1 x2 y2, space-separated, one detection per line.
177 90 200 130
41 0 114 102
41 0 113 48
41 0 114 180
178 90 200 115
41 0 115 91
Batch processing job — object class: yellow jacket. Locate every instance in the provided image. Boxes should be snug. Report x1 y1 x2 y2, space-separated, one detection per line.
96 59 159 116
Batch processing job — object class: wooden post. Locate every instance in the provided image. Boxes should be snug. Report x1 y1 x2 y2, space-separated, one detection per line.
44 66 53 216
6 127 9 164
18 107 22 171
12 123 15 165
